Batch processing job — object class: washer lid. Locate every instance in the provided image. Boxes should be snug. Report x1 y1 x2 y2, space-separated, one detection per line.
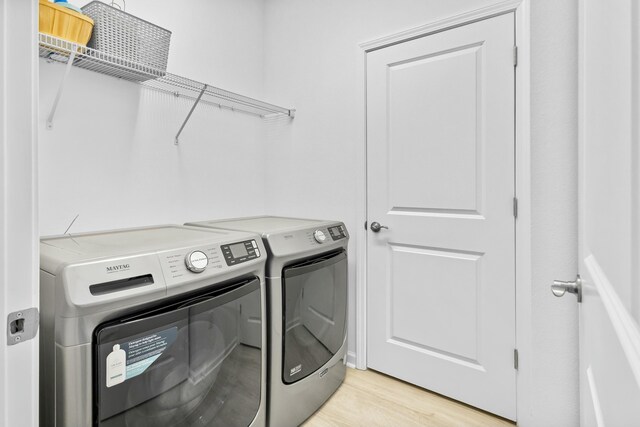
41 225 230 257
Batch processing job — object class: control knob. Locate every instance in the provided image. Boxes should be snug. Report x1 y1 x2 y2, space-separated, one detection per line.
185 250 209 273
313 230 327 243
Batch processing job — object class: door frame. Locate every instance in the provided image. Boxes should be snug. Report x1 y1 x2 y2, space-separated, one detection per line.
354 0 533 420
0 0 40 426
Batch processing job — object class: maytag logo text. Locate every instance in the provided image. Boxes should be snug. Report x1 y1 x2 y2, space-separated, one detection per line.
106 264 130 273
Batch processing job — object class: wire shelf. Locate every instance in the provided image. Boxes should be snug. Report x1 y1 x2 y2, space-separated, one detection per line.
144 74 293 117
39 33 165 83
38 33 295 119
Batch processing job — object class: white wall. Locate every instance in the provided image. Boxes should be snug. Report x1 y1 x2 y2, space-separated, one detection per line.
39 0 268 236
262 0 579 425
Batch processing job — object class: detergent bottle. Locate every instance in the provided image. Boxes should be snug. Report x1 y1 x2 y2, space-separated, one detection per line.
53 0 83 14
106 344 127 388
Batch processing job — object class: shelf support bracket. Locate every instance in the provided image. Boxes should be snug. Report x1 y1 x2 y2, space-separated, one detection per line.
47 49 76 130
175 84 207 145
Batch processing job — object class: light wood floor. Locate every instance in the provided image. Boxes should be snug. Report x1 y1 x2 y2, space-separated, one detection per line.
303 368 515 427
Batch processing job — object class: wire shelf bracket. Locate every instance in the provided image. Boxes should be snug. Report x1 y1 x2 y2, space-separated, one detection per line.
38 33 295 141
175 84 207 145
46 48 76 130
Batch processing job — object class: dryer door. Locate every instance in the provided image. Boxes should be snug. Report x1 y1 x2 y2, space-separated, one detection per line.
282 250 348 384
93 277 262 427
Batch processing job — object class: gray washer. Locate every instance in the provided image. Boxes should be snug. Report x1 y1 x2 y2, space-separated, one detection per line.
40 225 268 427
186 216 349 427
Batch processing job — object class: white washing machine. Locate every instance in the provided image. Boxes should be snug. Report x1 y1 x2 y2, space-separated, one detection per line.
186 217 349 427
39 225 268 427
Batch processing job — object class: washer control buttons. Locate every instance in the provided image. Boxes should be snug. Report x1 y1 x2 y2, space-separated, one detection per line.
185 250 209 273
313 230 327 243
221 240 260 266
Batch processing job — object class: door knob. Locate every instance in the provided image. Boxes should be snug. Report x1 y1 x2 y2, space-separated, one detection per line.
370 222 388 233
551 275 582 303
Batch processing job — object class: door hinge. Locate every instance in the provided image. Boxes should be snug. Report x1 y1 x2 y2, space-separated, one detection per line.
513 197 518 219
514 348 519 370
513 46 518 67
364 221 368 230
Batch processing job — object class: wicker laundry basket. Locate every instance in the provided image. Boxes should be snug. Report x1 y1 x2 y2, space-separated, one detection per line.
81 1 171 72
39 0 94 46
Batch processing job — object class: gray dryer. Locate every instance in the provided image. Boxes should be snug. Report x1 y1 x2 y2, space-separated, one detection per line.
186 216 349 427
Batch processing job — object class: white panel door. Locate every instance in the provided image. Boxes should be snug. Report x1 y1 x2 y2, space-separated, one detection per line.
578 1 640 425
366 13 516 419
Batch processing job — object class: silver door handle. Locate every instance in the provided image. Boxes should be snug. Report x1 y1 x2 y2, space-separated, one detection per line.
370 222 388 232
551 275 582 303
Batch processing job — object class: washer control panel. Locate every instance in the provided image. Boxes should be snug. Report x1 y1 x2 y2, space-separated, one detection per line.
185 250 209 273
313 230 327 243
220 239 260 266
160 246 223 285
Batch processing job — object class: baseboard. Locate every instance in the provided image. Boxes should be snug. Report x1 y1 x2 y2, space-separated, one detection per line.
346 351 357 368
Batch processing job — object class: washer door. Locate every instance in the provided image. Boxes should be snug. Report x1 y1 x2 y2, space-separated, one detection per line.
282 250 348 384
93 277 261 427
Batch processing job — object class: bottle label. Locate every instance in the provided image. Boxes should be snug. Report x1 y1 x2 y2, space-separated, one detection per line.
105 326 177 387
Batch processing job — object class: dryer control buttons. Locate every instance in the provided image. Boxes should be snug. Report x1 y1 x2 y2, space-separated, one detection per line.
185 250 209 273
328 225 347 240
313 230 327 243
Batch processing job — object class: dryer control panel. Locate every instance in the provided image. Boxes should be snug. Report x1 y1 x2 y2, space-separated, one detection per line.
306 224 349 247
221 239 261 266
327 225 347 241
308 225 347 245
